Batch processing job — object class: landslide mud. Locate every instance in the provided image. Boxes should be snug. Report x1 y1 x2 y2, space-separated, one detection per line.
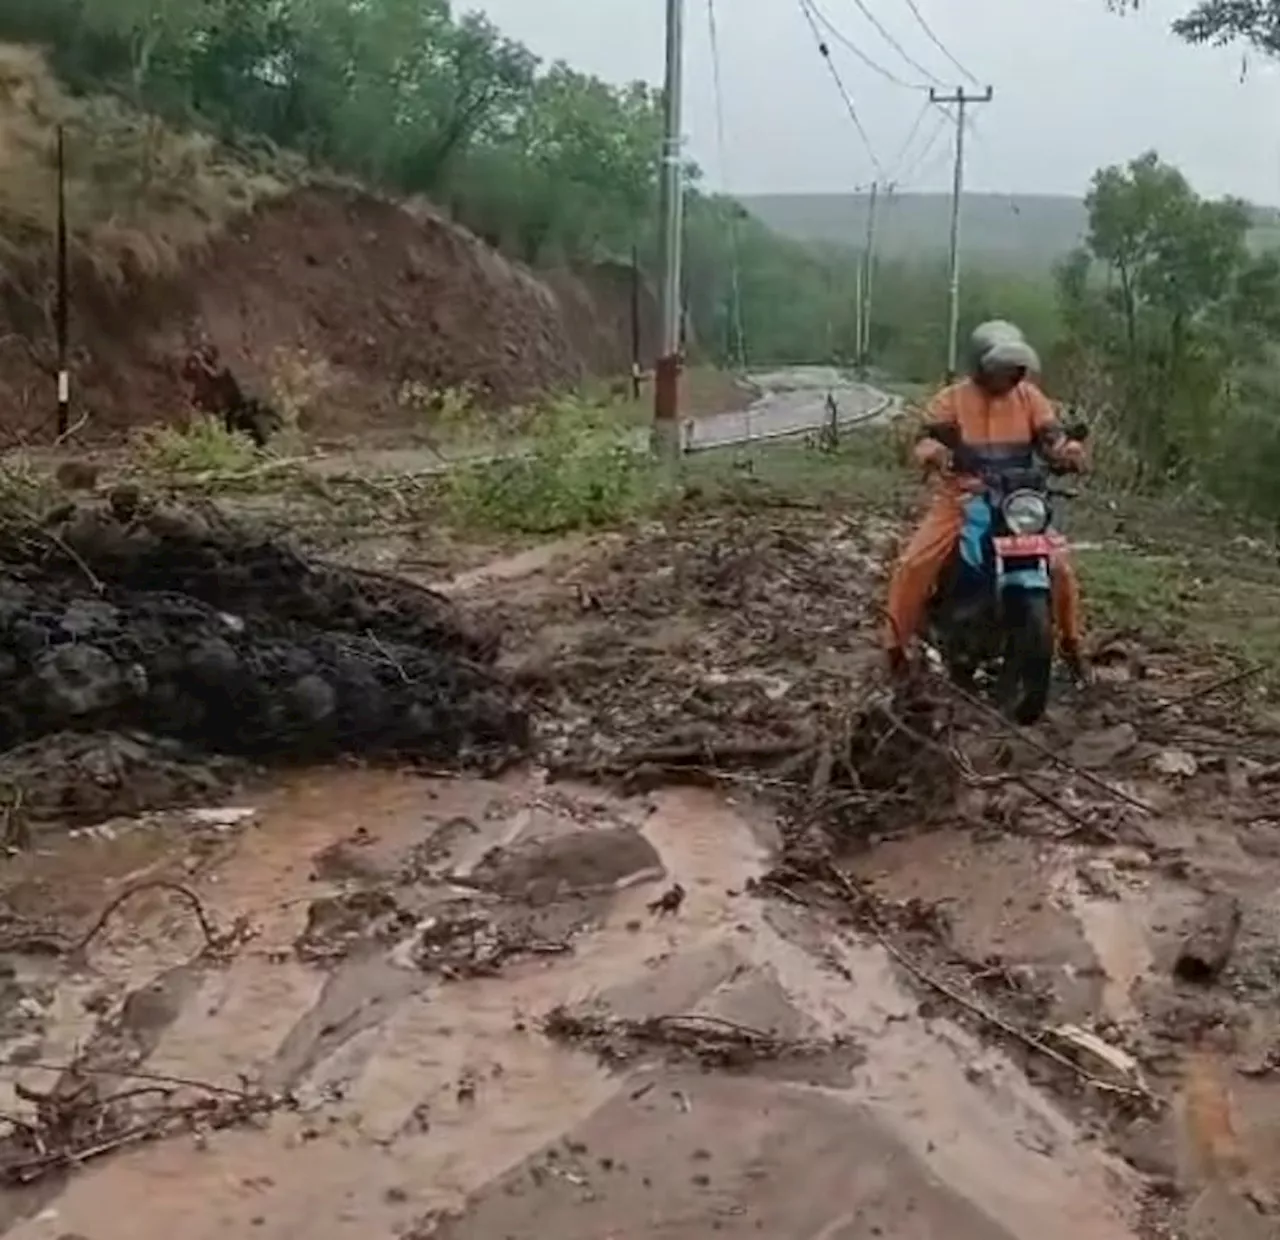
0 770 1144 1240
0 499 523 826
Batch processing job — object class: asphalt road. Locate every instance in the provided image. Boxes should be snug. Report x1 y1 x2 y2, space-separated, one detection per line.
302 366 896 479
686 365 896 452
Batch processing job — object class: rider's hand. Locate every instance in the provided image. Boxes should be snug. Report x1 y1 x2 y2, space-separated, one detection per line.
1056 439 1089 472
915 438 952 474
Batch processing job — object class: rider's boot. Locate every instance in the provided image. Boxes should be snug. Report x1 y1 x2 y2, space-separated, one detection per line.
1061 639 1090 687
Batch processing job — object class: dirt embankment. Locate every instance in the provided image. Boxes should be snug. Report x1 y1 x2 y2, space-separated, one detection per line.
0 44 664 444
2 187 665 443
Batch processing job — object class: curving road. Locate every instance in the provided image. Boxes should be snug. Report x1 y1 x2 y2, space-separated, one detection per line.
302 366 897 480
685 365 896 452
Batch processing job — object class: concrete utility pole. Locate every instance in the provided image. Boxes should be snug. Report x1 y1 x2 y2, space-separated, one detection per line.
853 263 863 369
653 0 687 463
859 180 878 371
931 86 993 378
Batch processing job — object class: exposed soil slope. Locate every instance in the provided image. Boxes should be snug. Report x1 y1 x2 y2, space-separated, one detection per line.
0 45 661 444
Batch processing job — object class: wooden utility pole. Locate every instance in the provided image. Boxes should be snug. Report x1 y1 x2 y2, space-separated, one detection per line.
653 0 687 463
930 86 992 378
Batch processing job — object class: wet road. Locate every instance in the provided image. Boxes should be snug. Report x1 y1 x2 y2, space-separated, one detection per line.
687 365 895 451
303 367 895 479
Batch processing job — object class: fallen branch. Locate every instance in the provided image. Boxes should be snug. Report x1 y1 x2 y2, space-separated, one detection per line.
934 675 1153 815
823 863 1153 1103
69 881 234 959
0 1058 265 1100
1141 665 1262 719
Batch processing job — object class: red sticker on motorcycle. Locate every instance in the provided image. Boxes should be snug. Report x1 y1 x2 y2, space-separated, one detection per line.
993 533 1062 557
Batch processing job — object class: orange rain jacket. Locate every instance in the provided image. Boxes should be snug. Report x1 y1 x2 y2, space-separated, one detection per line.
884 377 1085 655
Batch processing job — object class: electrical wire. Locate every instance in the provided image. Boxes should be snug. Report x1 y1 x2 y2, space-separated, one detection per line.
839 0 944 86
797 0 886 180
706 0 748 370
806 0 929 91
894 106 949 187
885 95 932 182
898 0 979 86
959 112 1023 217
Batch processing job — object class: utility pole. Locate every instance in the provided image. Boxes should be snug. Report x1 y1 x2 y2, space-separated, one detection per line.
55 123 69 438
853 263 863 370
653 0 687 463
859 180 879 371
629 242 642 400
930 85 993 378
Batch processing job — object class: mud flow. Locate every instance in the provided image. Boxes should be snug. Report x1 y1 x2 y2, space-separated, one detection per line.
0 498 1278 1240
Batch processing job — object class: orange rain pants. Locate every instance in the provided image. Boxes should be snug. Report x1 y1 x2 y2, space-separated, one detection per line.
883 484 1083 654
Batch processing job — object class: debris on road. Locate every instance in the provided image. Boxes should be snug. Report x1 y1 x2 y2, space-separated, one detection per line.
0 496 526 826
543 1008 865 1076
1175 892 1243 985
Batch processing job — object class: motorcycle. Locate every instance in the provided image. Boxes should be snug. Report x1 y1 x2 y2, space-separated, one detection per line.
923 422 1088 725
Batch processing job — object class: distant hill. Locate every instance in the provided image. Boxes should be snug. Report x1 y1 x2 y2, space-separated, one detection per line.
743 192 1280 270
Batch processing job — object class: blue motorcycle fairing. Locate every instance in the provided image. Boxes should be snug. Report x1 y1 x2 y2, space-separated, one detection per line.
958 493 1051 592
958 493 990 570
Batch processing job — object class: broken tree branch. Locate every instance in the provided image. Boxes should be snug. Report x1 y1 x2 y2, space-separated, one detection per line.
823 863 1153 1102
934 675 1153 814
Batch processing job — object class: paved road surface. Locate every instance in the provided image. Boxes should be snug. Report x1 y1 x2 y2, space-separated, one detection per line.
687 365 895 451
302 366 895 479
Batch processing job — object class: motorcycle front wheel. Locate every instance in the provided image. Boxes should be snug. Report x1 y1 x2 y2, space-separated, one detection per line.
996 591 1053 725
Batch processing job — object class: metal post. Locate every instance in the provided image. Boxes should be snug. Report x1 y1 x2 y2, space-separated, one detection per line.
653 0 687 462
55 123 69 437
931 86 992 378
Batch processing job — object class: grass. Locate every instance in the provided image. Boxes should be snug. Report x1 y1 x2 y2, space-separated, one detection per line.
130 416 262 475
0 43 300 286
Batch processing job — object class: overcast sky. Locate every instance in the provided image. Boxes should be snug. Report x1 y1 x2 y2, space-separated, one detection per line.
469 0 1280 204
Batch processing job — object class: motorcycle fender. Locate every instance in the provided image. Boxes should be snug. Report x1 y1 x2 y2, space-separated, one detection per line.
996 557 1051 593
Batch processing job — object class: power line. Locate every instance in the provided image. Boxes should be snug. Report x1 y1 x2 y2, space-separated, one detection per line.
706 0 747 370
806 0 928 91
797 0 885 179
894 106 948 187
886 95 932 182
840 0 944 86
898 0 979 86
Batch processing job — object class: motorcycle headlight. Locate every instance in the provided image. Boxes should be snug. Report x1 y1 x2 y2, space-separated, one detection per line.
1002 490 1049 535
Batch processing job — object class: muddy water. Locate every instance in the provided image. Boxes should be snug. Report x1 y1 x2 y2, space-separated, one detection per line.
1 772 1144 1239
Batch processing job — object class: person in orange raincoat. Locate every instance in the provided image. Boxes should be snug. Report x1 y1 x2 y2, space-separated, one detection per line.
884 322 1088 676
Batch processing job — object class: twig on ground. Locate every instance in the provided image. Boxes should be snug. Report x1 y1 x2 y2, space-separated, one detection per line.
0 1058 261 1101
879 699 1106 836
1140 664 1262 718
69 880 227 958
934 675 1153 815
823 863 1152 1102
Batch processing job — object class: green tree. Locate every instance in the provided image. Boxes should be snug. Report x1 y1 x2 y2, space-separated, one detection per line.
1109 0 1280 53
1057 151 1280 487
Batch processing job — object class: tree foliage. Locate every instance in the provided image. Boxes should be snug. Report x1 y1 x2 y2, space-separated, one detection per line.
1054 151 1280 512
0 0 861 363
1110 0 1280 55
